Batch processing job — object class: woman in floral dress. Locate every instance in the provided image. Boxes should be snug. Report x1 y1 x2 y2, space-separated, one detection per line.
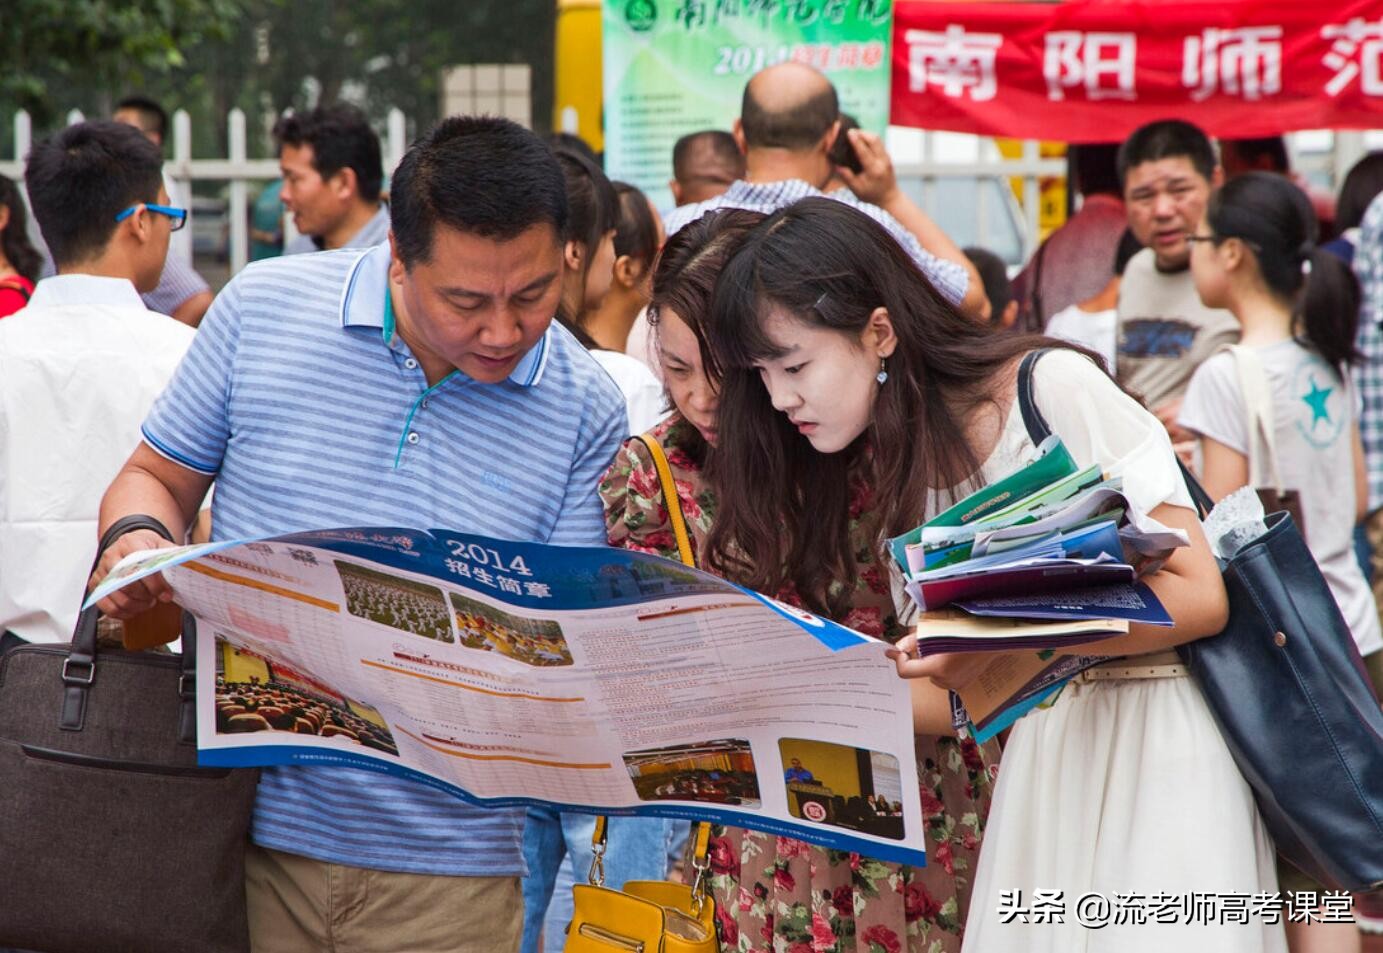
599 209 998 953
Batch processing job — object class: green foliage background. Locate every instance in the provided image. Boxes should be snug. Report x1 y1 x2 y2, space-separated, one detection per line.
1 0 556 159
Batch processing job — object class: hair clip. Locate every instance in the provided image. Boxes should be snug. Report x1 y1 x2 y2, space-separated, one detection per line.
813 291 828 312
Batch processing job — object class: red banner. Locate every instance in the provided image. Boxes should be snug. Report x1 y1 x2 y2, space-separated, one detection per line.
890 0 1383 141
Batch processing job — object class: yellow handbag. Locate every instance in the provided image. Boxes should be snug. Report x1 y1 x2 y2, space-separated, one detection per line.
565 435 716 952
566 817 716 953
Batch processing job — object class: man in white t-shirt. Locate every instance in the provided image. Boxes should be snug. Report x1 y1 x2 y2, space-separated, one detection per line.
0 121 194 651
1114 121 1239 435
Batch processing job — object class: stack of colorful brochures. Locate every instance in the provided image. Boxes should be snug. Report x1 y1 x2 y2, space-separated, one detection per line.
887 436 1187 740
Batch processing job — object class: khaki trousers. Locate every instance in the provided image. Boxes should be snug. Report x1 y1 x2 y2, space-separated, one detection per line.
246 843 524 953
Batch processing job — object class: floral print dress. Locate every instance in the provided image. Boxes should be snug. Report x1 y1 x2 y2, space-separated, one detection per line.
599 415 1000 953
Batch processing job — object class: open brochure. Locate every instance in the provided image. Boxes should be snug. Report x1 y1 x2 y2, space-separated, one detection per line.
87 526 926 866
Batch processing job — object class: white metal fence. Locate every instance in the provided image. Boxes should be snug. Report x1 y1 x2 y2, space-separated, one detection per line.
0 107 408 275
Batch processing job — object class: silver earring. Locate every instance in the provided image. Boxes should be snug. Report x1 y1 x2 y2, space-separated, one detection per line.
876 357 888 385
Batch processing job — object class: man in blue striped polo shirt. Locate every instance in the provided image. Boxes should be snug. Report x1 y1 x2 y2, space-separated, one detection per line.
92 117 627 951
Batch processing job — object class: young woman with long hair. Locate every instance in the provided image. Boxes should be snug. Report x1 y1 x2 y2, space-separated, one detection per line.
601 207 1000 953
0 175 41 318
551 147 665 433
699 197 1282 953
1179 171 1382 953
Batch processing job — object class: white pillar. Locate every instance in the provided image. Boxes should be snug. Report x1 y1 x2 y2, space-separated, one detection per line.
387 108 406 178
228 109 249 275
13 110 31 165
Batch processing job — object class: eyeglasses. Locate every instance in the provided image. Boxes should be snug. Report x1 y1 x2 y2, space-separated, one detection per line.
114 203 188 232
1185 232 1262 252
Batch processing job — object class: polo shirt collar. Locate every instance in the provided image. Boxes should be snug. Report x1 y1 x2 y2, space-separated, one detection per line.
27 274 145 310
338 241 551 388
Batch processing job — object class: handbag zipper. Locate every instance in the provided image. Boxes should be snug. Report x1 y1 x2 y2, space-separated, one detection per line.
577 923 645 951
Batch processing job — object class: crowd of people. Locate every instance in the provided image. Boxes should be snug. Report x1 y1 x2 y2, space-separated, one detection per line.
336 562 455 643
451 600 573 667
638 767 761 807
2 50 1383 953
216 679 400 756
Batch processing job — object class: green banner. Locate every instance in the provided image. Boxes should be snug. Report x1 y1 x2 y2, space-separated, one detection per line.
603 0 894 211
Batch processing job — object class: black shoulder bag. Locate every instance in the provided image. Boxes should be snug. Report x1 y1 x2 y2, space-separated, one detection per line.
1017 348 1383 891
0 516 260 952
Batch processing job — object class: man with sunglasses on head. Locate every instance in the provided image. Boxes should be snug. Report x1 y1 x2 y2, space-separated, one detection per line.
0 120 194 657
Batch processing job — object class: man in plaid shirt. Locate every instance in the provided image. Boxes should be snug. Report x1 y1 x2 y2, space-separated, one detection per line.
1352 192 1383 938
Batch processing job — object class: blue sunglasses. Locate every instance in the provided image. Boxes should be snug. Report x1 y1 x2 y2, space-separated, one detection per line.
114 202 188 231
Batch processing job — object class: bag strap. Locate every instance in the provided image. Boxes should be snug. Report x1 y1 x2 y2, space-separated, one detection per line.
1225 345 1287 494
0 276 31 301
63 515 188 735
591 435 711 901
635 434 696 568
1017 347 1216 519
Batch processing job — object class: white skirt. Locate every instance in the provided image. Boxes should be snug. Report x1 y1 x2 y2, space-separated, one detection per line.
962 675 1286 953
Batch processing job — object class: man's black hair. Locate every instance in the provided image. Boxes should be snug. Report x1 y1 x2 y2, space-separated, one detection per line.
1117 120 1217 187
672 130 744 183
1071 143 1121 197
740 81 838 151
115 95 169 143
273 103 384 203
390 115 568 268
25 121 164 267
1222 136 1290 174
961 246 1013 324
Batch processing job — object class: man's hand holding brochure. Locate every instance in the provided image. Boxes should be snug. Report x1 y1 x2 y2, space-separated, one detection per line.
885 436 1189 740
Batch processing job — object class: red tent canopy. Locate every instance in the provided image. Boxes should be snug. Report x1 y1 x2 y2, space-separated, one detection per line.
890 0 1383 141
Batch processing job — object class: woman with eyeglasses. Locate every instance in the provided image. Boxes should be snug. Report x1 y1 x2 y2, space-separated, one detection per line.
1178 171 1383 953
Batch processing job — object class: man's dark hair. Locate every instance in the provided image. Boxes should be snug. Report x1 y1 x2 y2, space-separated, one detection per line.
390 115 567 268
1117 120 1217 187
115 95 168 143
1222 136 1290 174
273 103 383 203
1071 143 1121 197
25 121 164 267
740 83 838 151
672 130 744 184
962 246 1013 324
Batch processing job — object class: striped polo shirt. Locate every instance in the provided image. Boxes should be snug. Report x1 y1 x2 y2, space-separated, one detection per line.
661 178 969 306
141 242 627 875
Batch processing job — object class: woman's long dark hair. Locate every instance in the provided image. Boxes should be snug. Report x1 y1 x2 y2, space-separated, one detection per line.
0 175 41 284
552 146 618 346
1208 171 1359 370
647 209 766 459
612 181 660 271
702 197 1075 616
1334 151 1383 236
